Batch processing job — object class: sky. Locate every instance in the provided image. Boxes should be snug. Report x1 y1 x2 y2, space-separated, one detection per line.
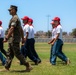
0 0 76 33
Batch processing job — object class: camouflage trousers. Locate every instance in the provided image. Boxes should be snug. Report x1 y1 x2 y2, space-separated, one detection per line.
5 42 29 69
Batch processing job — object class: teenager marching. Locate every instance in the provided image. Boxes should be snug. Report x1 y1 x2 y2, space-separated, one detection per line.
28 18 41 63
21 16 39 65
0 21 7 56
48 17 70 65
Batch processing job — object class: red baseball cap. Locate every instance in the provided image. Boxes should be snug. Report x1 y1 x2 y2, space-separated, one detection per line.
21 16 29 20
28 18 33 23
0 21 2 25
52 17 60 21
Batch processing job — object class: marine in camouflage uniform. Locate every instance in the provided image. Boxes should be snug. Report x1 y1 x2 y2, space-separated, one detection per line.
1 5 32 71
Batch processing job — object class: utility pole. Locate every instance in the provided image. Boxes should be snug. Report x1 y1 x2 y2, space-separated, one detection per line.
47 15 51 38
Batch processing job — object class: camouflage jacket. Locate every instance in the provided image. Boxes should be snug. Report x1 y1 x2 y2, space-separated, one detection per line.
8 14 21 43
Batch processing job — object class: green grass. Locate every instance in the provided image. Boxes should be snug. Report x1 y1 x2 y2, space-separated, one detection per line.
0 43 76 75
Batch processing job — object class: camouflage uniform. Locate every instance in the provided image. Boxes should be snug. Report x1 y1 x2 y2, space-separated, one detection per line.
5 14 29 69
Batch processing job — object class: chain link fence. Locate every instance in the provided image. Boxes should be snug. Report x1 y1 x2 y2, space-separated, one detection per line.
35 38 76 43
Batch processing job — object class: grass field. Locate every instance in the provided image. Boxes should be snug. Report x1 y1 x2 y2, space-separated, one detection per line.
0 43 76 75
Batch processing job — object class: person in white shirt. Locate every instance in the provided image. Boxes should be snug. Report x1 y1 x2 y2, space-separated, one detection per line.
48 17 70 65
28 18 41 63
0 20 6 65
0 21 7 56
21 16 39 65
48 21 57 65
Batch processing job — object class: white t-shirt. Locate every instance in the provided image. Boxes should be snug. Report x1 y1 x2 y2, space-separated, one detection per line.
23 24 30 39
29 26 34 38
51 25 63 40
0 26 4 38
56 25 62 40
51 28 57 39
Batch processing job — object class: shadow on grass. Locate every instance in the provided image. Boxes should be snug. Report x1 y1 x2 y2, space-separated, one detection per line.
10 70 30 73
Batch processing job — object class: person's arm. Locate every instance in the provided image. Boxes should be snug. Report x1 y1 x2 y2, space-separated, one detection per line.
3 26 14 42
20 26 25 45
24 32 29 42
51 33 59 45
5 26 14 40
24 25 30 42
48 38 55 44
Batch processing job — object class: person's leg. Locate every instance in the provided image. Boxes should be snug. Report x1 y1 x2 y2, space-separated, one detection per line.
0 52 6 65
50 46 53 63
56 39 68 62
20 45 27 58
0 38 7 56
20 45 27 65
13 42 32 71
4 43 14 70
59 44 67 59
23 39 38 64
50 42 57 65
30 39 41 63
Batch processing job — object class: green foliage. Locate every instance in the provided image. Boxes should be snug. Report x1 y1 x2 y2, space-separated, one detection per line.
46 30 52 38
63 32 67 35
72 28 76 37
5 28 9 35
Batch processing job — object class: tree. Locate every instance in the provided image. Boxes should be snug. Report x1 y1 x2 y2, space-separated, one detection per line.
71 28 76 38
5 28 9 35
63 32 67 35
46 30 52 38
